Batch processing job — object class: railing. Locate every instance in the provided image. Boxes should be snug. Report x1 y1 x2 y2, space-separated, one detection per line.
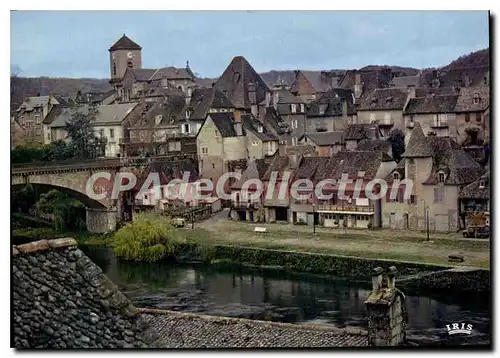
317 204 375 212
430 122 449 128
232 201 261 209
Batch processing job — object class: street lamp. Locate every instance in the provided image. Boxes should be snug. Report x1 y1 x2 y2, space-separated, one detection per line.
312 204 316 235
422 200 430 241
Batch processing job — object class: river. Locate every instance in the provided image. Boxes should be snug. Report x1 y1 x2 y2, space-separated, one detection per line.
84 247 491 347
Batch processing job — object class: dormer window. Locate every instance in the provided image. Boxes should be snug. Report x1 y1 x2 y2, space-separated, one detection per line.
479 180 485 189
300 104 305 112
473 94 480 105
438 171 446 183
257 125 263 133
185 110 191 119
155 115 163 125
393 172 400 181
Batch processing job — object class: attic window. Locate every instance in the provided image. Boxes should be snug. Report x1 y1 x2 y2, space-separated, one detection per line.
300 104 305 112
233 72 241 83
473 94 480 105
257 125 263 133
479 180 485 189
393 172 400 181
438 171 445 183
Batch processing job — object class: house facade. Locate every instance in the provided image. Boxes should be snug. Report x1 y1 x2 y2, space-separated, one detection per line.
454 86 490 146
16 95 60 145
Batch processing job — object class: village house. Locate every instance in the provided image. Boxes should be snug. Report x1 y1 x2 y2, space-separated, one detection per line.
290 150 396 229
403 94 459 146
290 70 344 103
458 168 490 229
338 68 394 105
298 132 344 156
454 86 490 147
343 124 381 150
242 114 279 160
382 122 484 232
421 66 490 89
356 88 410 137
305 89 356 135
48 102 141 157
11 114 25 148
16 95 60 145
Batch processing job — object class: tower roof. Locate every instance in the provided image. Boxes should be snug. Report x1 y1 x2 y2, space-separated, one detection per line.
403 122 433 158
109 34 142 51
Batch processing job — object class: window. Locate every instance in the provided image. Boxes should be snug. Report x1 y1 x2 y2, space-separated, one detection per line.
183 123 190 133
479 180 485 189
280 140 286 145
47 132 51 141
127 60 134 69
155 115 163 125
438 171 445 183
484 77 488 85
35 115 41 124
434 114 447 127
168 141 181 152
303 136 307 143
319 105 327 115
109 129 115 139
257 125 263 133
214 129 219 137
202 147 208 154
300 104 305 112
465 113 470 122
393 172 400 181
113 61 117 76
291 119 298 129
144 194 148 200
476 113 482 122
410 115 414 123
473 95 480 105
36 128 41 136
185 110 191 119
99 129 104 137
291 104 297 113
212 163 215 169
292 137 297 146
252 141 259 146
410 195 416 204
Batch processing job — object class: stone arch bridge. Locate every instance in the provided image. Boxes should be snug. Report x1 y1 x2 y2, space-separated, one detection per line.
12 155 197 233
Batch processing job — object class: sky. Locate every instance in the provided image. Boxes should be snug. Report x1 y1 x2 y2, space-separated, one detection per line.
10 11 489 79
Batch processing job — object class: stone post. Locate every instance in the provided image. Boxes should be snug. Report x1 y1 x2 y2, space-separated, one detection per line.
365 266 407 347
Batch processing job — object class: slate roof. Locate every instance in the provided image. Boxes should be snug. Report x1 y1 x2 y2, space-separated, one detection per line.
300 71 338 93
344 124 379 141
315 150 389 182
307 90 355 117
273 88 303 104
385 158 406 182
141 310 368 348
133 97 186 128
208 112 238 137
389 74 422 88
414 87 459 98
301 131 344 146
215 56 270 109
152 67 195 81
339 69 393 99
454 86 490 112
403 122 433 158
262 107 290 135
422 136 484 186
262 156 291 181
231 158 273 189
404 95 459 114
90 103 140 125
285 145 318 157
356 138 392 154
185 87 234 121
293 156 330 180
109 34 142 51
48 105 90 128
130 69 159 82
17 96 54 112
357 88 409 111
459 170 490 199
422 66 489 89
241 115 278 142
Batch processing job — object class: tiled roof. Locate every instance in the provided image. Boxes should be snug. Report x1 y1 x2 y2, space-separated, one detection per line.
262 107 290 135
109 34 142 51
293 156 330 180
385 158 406 182
422 136 484 186
48 105 90 128
131 69 159 82
141 310 368 348
273 88 303 104
339 69 393 100
459 170 490 199
262 155 291 181
315 150 388 182
307 90 355 117
422 66 489 88
455 86 490 112
231 158 273 189
133 97 186 128
404 95 459 114
344 124 379 141
241 114 278 142
208 112 237 138
286 145 317 157
415 87 459 98
17 96 54 112
90 103 140 125
300 71 338 93
186 87 234 121
389 74 422 88
302 131 344 146
357 88 409 111
356 138 392 154
215 56 270 109
152 67 195 81
403 122 433 158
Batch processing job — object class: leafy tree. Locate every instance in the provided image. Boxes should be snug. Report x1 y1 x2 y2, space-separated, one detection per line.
113 213 185 262
65 112 107 159
388 129 405 163
12 183 36 213
34 189 86 231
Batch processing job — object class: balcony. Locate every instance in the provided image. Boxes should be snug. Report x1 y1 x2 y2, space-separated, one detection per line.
232 201 261 210
317 203 375 213
430 122 449 128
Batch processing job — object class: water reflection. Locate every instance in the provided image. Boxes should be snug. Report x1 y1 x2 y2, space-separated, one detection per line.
84 247 490 346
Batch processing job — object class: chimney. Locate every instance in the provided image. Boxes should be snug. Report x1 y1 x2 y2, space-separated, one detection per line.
185 87 193 106
354 73 363 99
464 74 470 88
342 100 348 117
371 267 384 291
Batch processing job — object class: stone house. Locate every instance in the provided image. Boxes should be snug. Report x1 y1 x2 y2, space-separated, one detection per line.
403 94 459 146
298 132 345 156
343 124 381 150
356 88 410 137
290 70 344 103
458 169 490 229
16 95 60 145
454 86 489 146
382 122 484 232
305 89 356 135
241 114 279 160
421 66 490 89
11 115 25 148
299 150 396 229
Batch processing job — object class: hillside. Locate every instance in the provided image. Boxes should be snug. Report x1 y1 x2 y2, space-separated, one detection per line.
10 48 489 108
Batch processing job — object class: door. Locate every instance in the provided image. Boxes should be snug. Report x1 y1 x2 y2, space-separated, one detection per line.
404 214 409 229
390 213 396 229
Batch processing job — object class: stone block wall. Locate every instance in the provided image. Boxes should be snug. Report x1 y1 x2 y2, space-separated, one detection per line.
12 238 155 348
86 208 117 233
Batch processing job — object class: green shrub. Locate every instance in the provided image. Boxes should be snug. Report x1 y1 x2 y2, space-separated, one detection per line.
12 213 54 230
112 213 185 262
12 227 65 245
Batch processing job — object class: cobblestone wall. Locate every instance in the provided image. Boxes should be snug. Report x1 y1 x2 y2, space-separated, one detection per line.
12 238 153 348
